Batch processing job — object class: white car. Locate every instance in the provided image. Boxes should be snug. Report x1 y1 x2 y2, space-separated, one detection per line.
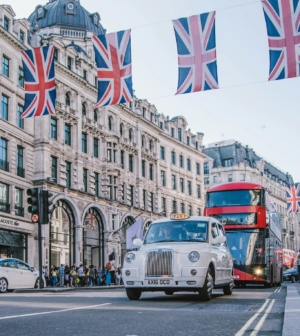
123 215 234 301
0 258 42 292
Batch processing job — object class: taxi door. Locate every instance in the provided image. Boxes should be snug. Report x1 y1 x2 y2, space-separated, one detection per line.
218 223 232 282
16 260 35 288
2 259 18 288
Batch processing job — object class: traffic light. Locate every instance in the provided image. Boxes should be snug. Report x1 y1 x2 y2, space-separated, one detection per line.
40 190 54 224
27 188 40 218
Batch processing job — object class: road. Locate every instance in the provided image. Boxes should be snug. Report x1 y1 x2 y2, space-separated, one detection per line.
0 285 286 336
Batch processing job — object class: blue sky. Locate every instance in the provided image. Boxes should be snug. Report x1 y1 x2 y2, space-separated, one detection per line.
9 0 300 182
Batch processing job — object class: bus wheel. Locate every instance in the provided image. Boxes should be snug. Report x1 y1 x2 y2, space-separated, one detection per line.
126 288 142 300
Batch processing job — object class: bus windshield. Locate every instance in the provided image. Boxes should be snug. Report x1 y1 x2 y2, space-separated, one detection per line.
206 189 264 208
226 230 265 265
144 221 209 244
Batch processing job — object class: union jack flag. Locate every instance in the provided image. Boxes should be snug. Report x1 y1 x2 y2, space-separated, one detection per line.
20 45 56 118
286 183 300 213
172 12 218 95
262 0 300 80
92 30 133 107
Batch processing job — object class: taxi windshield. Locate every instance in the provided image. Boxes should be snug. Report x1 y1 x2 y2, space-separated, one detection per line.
144 221 209 244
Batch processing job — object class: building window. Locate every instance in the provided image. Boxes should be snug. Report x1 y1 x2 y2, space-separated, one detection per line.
197 208 201 216
204 162 209 174
160 121 163 129
187 136 190 145
120 150 124 168
51 156 58 182
196 163 200 175
50 118 57 140
172 175 176 190
53 48 58 61
1 95 9 120
67 56 72 70
187 159 191 171
149 140 153 151
187 181 192 195
228 174 233 182
83 168 88 192
179 155 183 168
149 164 153 181
142 107 146 117
161 170 165 186
66 161 71 188
129 129 133 141
94 172 99 196
180 178 184 193
108 117 113 130
3 17 9 31
0 183 10 213
240 174 245 181
150 113 154 122
120 124 125 136
195 141 199 150
197 185 201 199
16 146 25 178
181 203 185 214
17 104 24 129
65 93 70 106
204 177 209 185
142 160 146 177
129 154 133 172
161 197 166 215
188 205 192 216
213 176 218 183
108 176 117 200
0 138 8 172
93 138 99 158
83 70 87 80
171 151 176 165
130 185 134 206
94 111 97 122
64 124 71 146
160 146 165 160
224 158 233 167
172 200 177 214
171 127 174 137
15 188 24 217
150 192 154 212
178 128 182 141
82 133 87 153
143 189 147 210
19 30 25 43
82 103 86 115
18 67 24 87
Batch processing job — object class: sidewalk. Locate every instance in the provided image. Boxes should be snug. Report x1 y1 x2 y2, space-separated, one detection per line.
282 282 300 336
14 285 125 293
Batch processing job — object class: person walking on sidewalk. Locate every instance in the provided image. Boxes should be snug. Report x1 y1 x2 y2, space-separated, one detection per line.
58 264 65 287
297 254 300 283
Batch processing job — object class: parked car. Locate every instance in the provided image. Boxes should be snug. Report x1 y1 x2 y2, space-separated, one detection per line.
123 214 234 301
0 258 43 293
283 267 299 283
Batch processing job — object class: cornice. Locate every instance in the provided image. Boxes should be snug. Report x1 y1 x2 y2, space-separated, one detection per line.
0 26 28 52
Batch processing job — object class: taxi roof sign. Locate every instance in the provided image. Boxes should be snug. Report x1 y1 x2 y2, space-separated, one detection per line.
170 214 190 220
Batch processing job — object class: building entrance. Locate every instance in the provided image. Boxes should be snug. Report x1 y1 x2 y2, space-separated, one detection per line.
0 229 27 261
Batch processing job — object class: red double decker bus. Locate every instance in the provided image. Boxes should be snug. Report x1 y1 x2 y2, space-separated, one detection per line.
204 182 283 287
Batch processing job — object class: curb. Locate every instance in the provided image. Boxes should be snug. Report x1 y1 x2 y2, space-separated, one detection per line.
282 283 300 336
13 285 124 293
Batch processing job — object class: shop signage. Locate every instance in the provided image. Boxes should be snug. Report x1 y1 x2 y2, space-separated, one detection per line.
0 217 20 226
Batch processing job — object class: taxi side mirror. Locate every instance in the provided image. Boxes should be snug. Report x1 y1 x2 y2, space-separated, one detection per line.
133 238 143 247
212 236 226 245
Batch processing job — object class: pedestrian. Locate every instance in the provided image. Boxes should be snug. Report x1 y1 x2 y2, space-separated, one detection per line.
44 266 49 286
110 259 116 285
70 264 77 287
65 265 70 287
297 254 300 283
77 264 84 287
88 265 94 286
58 264 65 287
116 268 121 285
94 266 97 285
106 265 111 286
51 267 57 287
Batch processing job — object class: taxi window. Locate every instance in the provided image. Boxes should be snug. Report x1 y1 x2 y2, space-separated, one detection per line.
16 261 31 271
211 222 219 239
0 260 4 267
3 260 16 268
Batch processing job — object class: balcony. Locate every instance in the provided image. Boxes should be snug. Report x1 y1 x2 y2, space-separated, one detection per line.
15 206 24 217
0 202 10 213
282 228 287 234
290 231 295 237
17 166 25 178
0 159 9 172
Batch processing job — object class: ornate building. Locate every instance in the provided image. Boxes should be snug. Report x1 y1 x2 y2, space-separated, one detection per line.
203 139 300 252
0 1 206 268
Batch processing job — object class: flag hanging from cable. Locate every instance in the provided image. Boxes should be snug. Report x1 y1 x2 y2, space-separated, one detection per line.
172 12 218 95
126 218 143 250
262 0 300 80
92 30 133 107
20 45 56 118
286 183 300 213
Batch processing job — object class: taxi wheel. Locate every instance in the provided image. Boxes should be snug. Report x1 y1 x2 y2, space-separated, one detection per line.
291 275 296 283
126 288 142 300
223 282 234 295
0 278 8 293
35 278 45 289
164 290 174 295
199 268 213 301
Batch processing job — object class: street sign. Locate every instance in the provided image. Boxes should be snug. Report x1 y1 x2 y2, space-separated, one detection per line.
31 214 39 223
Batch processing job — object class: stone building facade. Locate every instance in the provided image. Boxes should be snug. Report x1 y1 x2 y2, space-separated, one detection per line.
0 1 206 269
203 140 300 252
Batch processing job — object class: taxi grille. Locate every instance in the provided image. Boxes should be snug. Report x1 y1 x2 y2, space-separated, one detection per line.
145 250 173 277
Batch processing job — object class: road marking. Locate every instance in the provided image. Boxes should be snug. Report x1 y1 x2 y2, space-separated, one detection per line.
274 287 282 293
234 299 270 336
249 299 275 336
0 303 111 320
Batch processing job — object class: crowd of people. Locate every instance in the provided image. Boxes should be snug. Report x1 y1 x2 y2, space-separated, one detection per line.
42 260 123 287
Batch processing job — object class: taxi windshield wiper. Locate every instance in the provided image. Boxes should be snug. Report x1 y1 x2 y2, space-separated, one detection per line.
157 239 181 243
184 239 206 242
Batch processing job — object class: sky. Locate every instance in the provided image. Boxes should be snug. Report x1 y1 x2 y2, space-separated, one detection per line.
8 0 300 182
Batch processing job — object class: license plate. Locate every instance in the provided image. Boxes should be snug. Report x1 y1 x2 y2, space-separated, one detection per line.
233 275 240 279
147 279 172 285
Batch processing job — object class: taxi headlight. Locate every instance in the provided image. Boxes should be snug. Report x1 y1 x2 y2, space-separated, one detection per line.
188 251 200 263
125 253 136 264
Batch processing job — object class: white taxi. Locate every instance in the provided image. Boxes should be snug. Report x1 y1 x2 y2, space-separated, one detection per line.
123 215 234 301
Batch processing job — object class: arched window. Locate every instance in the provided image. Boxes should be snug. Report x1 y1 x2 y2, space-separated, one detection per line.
120 124 123 136
141 136 145 147
65 93 70 106
108 116 113 130
129 129 133 141
149 140 153 151
94 110 97 122
82 103 86 116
